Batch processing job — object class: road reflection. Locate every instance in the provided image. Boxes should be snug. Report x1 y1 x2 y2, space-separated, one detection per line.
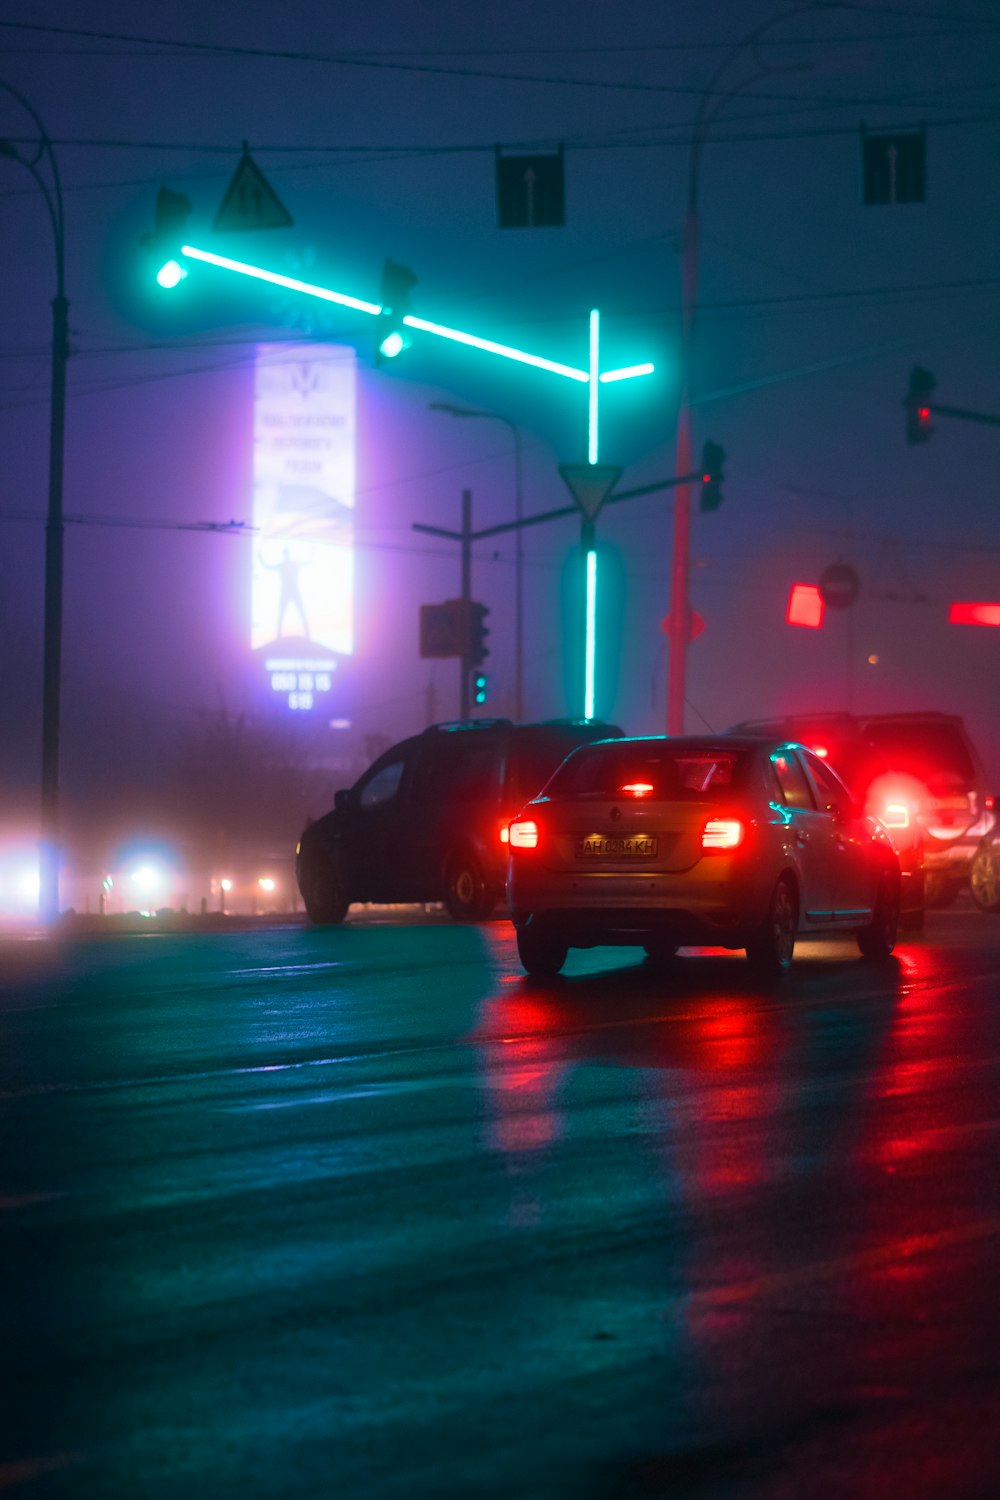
470 932 1000 1487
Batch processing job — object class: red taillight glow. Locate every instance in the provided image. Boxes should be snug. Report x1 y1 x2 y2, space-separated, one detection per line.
500 823 510 844
702 818 744 850
949 602 1000 627
880 802 911 829
620 782 654 798
810 744 829 759
786 584 824 629
508 819 539 850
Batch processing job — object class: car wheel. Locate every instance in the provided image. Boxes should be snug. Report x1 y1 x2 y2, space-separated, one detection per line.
970 841 1000 913
857 872 900 960
924 872 961 909
515 923 568 977
298 850 350 925
745 876 797 978
443 850 496 922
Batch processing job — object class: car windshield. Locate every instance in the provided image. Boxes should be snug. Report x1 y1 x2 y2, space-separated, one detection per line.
862 722 975 783
545 743 748 800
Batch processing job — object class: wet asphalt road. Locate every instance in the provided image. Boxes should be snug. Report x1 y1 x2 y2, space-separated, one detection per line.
3 908 1000 1499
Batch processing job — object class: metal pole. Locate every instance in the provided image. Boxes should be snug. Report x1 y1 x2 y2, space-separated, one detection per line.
40 292 69 921
460 489 472 720
512 424 524 720
664 7 814 735
667 204 698 735
428 403 523 719
1 82 68 924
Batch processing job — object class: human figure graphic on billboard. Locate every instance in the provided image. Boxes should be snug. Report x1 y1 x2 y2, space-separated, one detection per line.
262 546 310 639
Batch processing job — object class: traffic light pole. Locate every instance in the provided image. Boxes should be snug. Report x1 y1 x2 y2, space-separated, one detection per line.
1 82 68 925
413 489 475 719
415 470 699 720
459 488 471 719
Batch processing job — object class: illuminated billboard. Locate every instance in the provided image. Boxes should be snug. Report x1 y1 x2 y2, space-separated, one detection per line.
252 343 355 711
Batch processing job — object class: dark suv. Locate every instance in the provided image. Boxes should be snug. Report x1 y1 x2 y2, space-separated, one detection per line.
727 711 994 912
296 718 624 923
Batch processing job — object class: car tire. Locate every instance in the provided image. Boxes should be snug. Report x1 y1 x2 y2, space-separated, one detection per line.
515 923 568 977
924 872 961 910
298 850 350 925
970 841 1000 913
745 876 797 978
443 850 496 922
857 871 900 960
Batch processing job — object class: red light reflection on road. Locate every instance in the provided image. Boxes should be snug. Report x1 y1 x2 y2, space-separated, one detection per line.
476 992 568 1155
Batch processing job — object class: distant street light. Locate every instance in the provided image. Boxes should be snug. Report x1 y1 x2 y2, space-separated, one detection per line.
429 402 525 721
1 81 69 924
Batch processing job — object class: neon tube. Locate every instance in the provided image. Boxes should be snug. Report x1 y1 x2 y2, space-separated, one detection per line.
584 548 597 720
588 309 600 463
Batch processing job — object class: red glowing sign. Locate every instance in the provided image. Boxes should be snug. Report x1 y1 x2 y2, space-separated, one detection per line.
949 602 1000 627
786 583 824 629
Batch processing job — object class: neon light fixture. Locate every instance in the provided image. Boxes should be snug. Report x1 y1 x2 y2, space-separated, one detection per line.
584 548 598 720
176 244 654 462
173 244 656 726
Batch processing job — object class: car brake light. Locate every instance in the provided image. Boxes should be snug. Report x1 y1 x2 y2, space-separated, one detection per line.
500 822 510 844
811 744 829 759
620 782 654 798
987 796 995 812
880 802 911 829
702 818 744 850
508 818 539 849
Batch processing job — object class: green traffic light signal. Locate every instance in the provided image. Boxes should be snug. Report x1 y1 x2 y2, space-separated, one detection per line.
376 258 417 362
144 186 193 289
473 671 488 705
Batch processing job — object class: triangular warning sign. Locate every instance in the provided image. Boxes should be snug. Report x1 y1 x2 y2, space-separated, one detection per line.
558 463 622 522
213 145 293 231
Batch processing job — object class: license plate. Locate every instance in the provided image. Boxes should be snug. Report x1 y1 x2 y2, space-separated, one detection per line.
577 835 658 858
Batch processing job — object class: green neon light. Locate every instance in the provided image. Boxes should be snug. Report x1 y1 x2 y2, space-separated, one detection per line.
584 548 597 720
178 245 656 398
181 245 381 315
600 362 655 383
588 309 600 464
403 315 587 382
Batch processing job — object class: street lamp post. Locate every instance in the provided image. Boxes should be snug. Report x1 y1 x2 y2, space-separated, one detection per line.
1 83 68 924
428 402 524 720
666 8 813 733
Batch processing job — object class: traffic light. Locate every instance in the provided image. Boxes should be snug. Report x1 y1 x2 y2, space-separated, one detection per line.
473 671 489 705
904 365 935 444
699 440 725 511
468 601 490 666
376 258 417 362
144 186 192 289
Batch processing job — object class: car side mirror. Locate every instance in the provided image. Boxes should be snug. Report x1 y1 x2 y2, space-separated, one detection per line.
334 787 354 812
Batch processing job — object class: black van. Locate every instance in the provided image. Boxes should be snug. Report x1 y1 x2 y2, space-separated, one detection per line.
296 718 624 923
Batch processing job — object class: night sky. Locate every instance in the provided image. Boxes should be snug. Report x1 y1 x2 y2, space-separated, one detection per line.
3 0 1000 879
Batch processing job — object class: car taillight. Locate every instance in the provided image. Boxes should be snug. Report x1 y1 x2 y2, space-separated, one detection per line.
880 802 911 829
702 818 744 850
500 822 510 844
619 781 654 798
986 796 995 813
508 818 539 850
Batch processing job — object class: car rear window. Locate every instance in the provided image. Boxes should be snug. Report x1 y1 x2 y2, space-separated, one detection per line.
861 722 975 783
507 727 622 806
546 743 748 800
